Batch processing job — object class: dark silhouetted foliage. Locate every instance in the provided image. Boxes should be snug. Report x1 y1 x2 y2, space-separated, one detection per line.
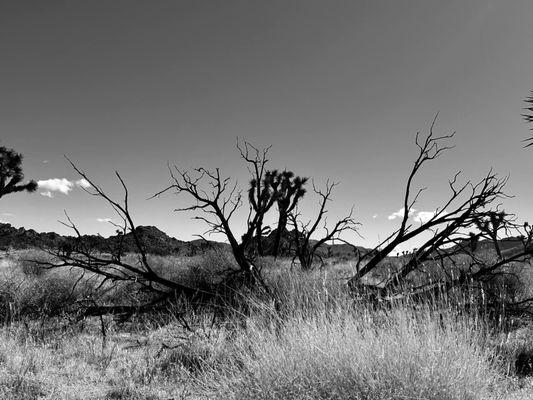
0 145 37 198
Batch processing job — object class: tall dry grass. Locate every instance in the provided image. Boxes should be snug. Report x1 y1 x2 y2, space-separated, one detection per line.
191 267 504 400
0 251 529 399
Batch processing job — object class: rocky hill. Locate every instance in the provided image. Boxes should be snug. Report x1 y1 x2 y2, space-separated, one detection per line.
261 228 366 258
0 223 227 256
0 223 368 257
1 222 526 260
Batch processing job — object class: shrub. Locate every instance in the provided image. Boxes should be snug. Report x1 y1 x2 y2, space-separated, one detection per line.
198 293 500 400
0 253 92 322
492 325 533 376
104 385 134 400
154 326 237 378
15 250 53 278
0 373 43 400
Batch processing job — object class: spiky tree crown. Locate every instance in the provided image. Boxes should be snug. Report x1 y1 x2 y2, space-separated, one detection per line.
276 170 308 211
247 169 308 215
0 146 37 198
523 91 533 147
525 91 533 124
474 211 506 237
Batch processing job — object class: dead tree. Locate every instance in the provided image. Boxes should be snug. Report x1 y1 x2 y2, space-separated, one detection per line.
34 159 208 313
347 118 533 307
155 143 278 290
288 180 358 269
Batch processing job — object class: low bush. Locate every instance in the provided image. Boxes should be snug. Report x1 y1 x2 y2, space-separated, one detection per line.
0 253 92 322
199 305 500 400
0 372 43 400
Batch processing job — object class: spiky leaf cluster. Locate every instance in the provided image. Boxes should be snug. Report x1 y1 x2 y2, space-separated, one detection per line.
0 146 37 198
275 170 308 213
523 91 533 147
248 170 280 213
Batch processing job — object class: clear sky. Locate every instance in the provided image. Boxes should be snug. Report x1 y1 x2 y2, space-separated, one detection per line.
2 0 533 250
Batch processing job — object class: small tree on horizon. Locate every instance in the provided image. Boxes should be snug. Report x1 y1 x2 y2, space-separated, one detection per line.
0 145 37 199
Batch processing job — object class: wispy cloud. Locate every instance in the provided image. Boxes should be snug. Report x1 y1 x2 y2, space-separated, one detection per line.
76 179 92 189
40 191 54 198
37 177 92 197
37 178 74 195
96 218 113 223
388 207 416 220
413 211 436 224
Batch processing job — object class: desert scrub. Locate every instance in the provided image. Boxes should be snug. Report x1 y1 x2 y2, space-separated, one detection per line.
155 333 236 376
199 305 500 400
183 249 237 290
0 372 43 400
0 336 44 400
15 249 53 277
0 266 83 321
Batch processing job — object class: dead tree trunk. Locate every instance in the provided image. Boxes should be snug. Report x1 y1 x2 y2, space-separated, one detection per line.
347 118 533 312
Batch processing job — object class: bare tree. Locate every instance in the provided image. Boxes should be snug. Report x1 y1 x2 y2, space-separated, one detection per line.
288 180 358 269
0 145 37 199
347 119 533 307
35 160 207 314
36 141 285 312
155 142 279 290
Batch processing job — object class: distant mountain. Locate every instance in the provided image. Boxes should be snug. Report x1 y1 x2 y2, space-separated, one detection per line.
0 223 227 256
0 223 368 257
2 222 526 260
0 224 64 250
260 228 368 258
108 225 188 255
448 235 529 256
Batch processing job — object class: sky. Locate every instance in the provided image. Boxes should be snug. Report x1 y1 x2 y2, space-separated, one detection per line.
1 0 533 250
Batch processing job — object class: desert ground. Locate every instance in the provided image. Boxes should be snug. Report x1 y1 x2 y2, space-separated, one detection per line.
0 249 532 400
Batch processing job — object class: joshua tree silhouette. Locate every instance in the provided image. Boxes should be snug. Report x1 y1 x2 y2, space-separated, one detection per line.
0 146 37 199
523 91 533 147
270 170 308 258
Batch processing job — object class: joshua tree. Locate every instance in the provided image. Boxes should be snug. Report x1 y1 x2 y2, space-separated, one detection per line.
474 211 507 259
239 141 278 256
523 90 533 147
270 170 308 258
237 142 308 258
0 146 37 199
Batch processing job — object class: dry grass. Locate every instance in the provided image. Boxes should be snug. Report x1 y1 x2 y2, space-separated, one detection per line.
0 250 530 399
200 309 499 399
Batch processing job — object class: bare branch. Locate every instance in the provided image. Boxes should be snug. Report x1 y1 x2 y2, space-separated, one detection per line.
348 119 512 297
289 180 358 269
